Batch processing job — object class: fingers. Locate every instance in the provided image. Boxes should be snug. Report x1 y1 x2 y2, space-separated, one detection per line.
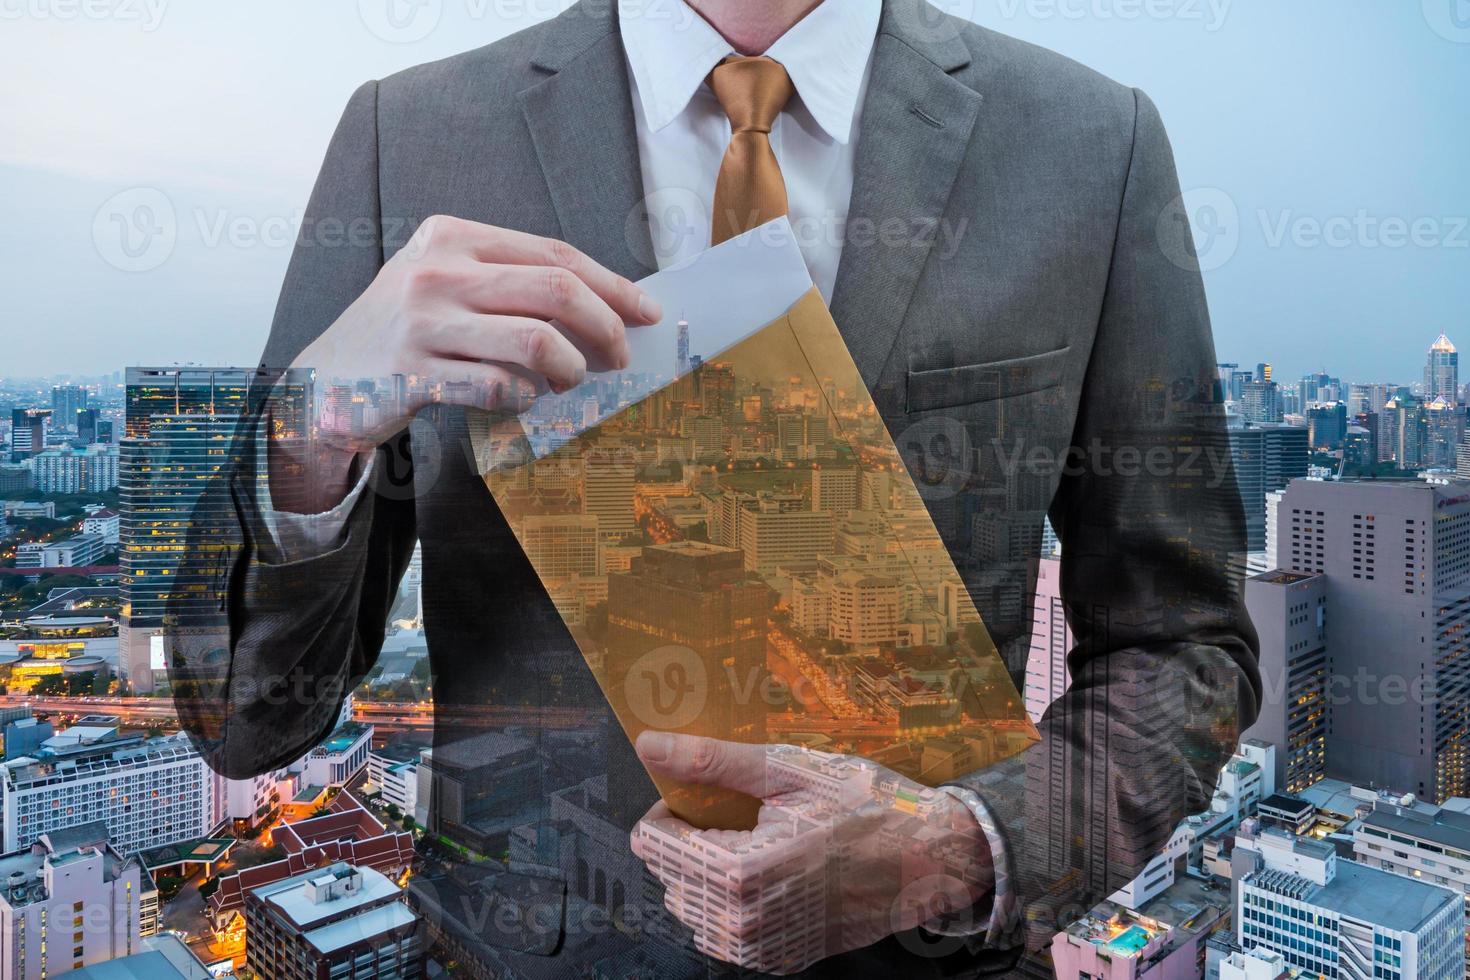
453 263 628 371
453 223 662 328
635 732 795 800
425 315 587 393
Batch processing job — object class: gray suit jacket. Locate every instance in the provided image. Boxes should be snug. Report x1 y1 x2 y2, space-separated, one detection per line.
170 1 1259 976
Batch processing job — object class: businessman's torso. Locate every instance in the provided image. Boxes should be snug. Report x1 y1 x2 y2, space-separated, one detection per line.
284 3 1145 976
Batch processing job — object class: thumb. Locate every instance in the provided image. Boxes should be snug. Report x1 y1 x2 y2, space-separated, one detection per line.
635 732 786 799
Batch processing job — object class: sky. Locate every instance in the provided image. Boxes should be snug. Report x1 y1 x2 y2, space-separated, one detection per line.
1 0 1467 383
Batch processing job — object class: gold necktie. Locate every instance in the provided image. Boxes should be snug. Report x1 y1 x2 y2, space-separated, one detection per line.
708 55 796 246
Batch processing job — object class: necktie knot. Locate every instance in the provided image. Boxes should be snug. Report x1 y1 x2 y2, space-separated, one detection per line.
709 56 795 135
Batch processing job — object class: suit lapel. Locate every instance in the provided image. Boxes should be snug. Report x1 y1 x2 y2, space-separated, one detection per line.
831 1 983 390
518 2 655 283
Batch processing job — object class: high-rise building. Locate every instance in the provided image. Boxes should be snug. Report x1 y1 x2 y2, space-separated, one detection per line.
1381 396 1429 470
0 723 212 854
244 863 421 980
827 572 899 646
1228 425 1309 552
1426 333 1459 406
8 409 49 463
1239 381 1283 425
1218 362 1242 402
1233 823 1463 979
810 466 859 515
119 367 309 692
74 409 100 445
518 514 602 580
1297 371 1341 409
1305 402 1347 451
1423 399 1464 470
676 317 691 378
581 448 636 545
605 543 772 747
1275 479 1470 801
1243 570 1329 793
49 385 89 433
1349 382 1394 417
0 822 144 980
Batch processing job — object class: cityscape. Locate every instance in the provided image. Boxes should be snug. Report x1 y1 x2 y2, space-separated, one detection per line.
2 330 1470 978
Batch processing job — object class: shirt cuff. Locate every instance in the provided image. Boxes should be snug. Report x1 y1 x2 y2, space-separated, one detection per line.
253 408 376 564
920 784 1015 941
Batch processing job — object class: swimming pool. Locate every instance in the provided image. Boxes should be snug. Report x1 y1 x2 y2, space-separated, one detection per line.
1102 925 1152 957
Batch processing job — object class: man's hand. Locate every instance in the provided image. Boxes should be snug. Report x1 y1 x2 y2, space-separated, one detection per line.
631 732 993 975
271 215 662 512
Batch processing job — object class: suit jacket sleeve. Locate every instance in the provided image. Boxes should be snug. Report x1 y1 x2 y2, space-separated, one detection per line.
168 80 419 780
949 88 1261 959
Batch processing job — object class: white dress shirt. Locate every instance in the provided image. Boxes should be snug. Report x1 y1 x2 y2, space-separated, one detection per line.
259 0 1006 943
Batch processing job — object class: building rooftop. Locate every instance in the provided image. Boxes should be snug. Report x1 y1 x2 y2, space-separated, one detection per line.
304 899 417 954
252 862 401 931
1362 801 1470 855
1251 569 1320 586
0 821 132 908
315 721 371 755
1245 841 1458 933
1061 873 1230 964
1260 793 1314 816
69 934 213 980
424 730 534 772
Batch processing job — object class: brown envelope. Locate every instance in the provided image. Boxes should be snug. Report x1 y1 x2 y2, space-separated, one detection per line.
480 287 1037 829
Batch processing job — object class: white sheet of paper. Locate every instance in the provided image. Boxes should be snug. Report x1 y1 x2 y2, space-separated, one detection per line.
517 217 814 458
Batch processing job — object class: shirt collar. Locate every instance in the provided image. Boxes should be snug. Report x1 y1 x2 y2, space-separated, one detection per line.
619 0 882 145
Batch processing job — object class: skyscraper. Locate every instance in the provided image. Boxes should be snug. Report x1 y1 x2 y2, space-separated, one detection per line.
1228 425 1309 552
75 408 100 445
119 367 309 691
1425 333 1458 406
676 316 691 378
1239 380 1283 425
49 384 89 432
582 448 636 544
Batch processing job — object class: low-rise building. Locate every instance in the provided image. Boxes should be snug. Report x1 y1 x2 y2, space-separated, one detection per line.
291 722 373 789
244 863 421 980
15 534 107 570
